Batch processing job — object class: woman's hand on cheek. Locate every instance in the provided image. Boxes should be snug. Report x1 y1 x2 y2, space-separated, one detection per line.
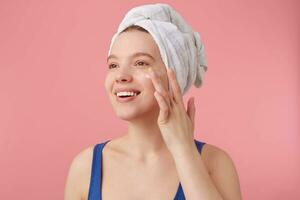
146 67 196 155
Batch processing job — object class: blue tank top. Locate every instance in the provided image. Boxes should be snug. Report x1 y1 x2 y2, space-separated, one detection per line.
88 139 206 200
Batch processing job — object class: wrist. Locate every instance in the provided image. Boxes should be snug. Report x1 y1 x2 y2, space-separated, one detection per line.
170 141 199 161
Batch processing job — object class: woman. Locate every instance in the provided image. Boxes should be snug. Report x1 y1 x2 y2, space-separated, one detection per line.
64 3 242 200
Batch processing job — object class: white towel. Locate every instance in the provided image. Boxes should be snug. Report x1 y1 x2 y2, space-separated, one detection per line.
108 3 208 94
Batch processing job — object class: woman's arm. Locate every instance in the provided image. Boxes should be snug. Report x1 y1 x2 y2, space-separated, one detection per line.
64 155 85 200
173 143 242 200
147 68 242 199
64 147 93 200
206 144 242 200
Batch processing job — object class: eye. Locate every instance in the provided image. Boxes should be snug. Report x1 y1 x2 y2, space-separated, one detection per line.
108 63 118 69
135 60 149 67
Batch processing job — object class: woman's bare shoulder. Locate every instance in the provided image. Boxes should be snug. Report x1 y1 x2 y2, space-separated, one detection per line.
64 145 96 200
202 143 228 159
201 143 242 199
201 143 233 172
67 144 98 177
71 145 95 171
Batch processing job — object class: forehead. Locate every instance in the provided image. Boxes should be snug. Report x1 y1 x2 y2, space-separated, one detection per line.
109 30 162 60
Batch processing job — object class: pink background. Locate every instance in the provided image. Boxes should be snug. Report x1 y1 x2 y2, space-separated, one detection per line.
0 0 299 199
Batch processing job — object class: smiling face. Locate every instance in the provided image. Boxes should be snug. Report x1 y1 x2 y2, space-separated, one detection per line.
105 29 169 121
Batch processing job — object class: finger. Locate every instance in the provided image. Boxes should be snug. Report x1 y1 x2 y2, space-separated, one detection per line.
187 97 196 127
165 68 174 102
167 68 184 107
148 69 172 108
154 91 169 124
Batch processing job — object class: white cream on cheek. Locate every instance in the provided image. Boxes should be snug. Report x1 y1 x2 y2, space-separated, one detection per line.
143 66 166 79
142 67 172 95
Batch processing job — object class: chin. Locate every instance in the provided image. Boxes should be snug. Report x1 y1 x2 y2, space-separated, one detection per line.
115 112 139 121
114 106 157 122
113 107 141 120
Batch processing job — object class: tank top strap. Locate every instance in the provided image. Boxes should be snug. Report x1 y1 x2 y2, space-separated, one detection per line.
87 139 205 200
194 139 206 154
88 140 110 200
174 139 206 200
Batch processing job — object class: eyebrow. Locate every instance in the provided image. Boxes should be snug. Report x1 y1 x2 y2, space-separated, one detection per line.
107 52 155 62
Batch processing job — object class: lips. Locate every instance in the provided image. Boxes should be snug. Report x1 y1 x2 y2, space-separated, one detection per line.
113 88 142 103
116 92 140 98
114 88 141 95
115 92 141 102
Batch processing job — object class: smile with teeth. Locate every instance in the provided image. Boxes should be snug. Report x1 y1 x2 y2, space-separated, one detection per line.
116 91 141 98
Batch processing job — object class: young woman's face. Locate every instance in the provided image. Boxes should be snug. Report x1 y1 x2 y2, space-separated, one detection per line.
105 30 169 121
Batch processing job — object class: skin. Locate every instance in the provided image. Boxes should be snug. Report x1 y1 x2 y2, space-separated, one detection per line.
64 30 242 200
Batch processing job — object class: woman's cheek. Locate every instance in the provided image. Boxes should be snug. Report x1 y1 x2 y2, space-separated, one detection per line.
139 73 154 91
104 74 114 94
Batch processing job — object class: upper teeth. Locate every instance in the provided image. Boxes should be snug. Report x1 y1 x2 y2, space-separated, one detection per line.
116 91 138 97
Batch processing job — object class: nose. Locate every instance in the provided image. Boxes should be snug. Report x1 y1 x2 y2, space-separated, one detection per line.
115 69 133 83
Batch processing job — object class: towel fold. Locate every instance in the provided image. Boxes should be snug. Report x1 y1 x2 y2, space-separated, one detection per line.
108 3 208 94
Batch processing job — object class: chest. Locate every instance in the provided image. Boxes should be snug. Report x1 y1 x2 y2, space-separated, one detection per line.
101 150 182 200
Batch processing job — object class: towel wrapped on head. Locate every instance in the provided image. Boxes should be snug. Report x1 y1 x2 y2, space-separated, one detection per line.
108 3 208 95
